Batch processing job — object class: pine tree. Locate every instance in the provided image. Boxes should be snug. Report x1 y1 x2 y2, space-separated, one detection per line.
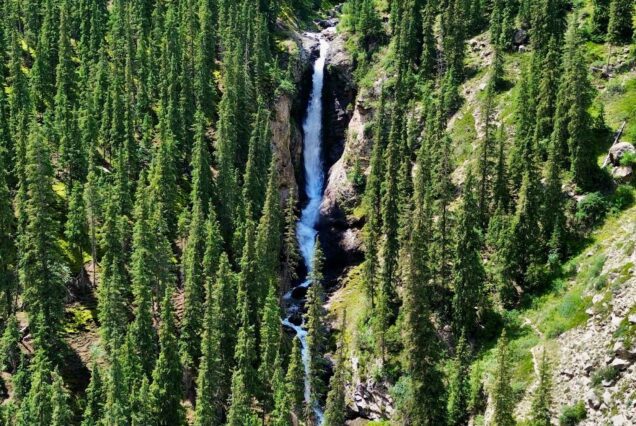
255 155 283 307
452 171 485 336
50 370 72 426
18 347 53 426
19 118 68 356
65 184 88 269
401 136 447 424
237 218 259 327
363 90 387 308
128 177 159 377
492 331 515 426
561 19 597 189
0 315 20 373
324 318 347 426
533 40 561 156
377 108 401 359
477 85 496 226
149 289 185 426
306 240 328 413
282 193 300 292
194 258 222 426
102 349 129 425
530 351 553 426
190 110 214 215
492 126 511 213
259 278 282 409
55 0 84 191
607 0 634 44
226 304 259 425
269 353 291 426
420 0 437 78
98 193 128 353
552 14 597 189
148 129 179 241
502 163 545 299
131 377 154 426
542 139 566 266
285 337 305 422
81 361 105 426
447 336 472 426
0 104 17 322
180 199 208 384
213 253 238 404
591 0 610 35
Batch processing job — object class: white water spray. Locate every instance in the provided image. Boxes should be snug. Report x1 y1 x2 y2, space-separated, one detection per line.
282 35 329 424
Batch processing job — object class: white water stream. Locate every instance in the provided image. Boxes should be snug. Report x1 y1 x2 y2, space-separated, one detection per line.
282 35 329 424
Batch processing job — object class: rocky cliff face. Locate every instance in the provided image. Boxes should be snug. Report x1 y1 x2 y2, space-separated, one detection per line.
270 30 320 204
513 206 636 425
318 25 375 279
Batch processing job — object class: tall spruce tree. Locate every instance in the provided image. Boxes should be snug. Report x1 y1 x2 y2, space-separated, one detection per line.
607 0 634 43
447 336 472 426
285 337 305 422
149 289 185 426
492 331 515 426
194 256 222 426
401 141 447 424
324 316 347 426
530 351 553 426
452 171 485 336
306 240 328 415
19 118 68 356
0 149 16 319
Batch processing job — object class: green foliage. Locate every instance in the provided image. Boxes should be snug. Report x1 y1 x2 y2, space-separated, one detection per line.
558 401 587 425
492 331 515 426
529 352 553 426
607 0 634 44
149 290 185 426
0 315 20 373
591 365 619 387
575 192 608 230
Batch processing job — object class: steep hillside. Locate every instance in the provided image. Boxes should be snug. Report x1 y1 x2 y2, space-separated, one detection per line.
320 1 636 424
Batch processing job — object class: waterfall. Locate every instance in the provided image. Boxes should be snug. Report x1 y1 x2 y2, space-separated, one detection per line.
282 35 329 424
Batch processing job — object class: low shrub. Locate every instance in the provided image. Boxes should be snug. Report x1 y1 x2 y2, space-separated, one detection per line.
619 152 636 167
559 400 587 425
576 192 608 230
591 365 619 387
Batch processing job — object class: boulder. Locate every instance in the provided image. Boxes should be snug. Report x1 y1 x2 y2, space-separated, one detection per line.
612 414 629 426
514 29 529 45
613 341 636 360
316 18 339 28
586 388 601 410
610 357 631 371
348 380 394 420
612 166 633 183
609 142 635 166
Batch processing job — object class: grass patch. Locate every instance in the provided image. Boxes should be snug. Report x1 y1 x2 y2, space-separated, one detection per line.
591 365 619 387
559 400 587 425
539 288 591 338
63 305 96 335
53 181 67 201
329 264 370 353
614 305 636 348
602 73 636 142
450 107 477 166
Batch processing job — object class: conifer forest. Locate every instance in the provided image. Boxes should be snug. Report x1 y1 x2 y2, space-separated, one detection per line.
2 0 636 424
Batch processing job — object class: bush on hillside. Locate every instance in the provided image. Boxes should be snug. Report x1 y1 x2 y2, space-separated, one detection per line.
559 401 587 425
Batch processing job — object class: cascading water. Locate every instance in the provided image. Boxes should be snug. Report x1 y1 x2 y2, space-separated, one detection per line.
282 35 329 424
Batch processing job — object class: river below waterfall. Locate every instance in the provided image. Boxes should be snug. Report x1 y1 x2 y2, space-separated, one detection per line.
282 34 329 424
